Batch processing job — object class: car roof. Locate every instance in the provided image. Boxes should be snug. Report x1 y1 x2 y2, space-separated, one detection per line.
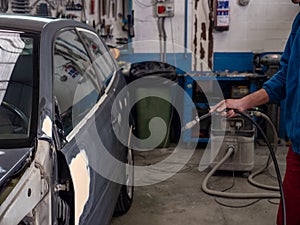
0 14 91 33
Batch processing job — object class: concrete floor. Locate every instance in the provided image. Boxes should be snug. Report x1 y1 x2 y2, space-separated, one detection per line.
111 141 288 225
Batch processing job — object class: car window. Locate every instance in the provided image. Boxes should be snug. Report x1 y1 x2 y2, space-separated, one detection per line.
77 29 117 86
53 29 102 136
0 31 36 146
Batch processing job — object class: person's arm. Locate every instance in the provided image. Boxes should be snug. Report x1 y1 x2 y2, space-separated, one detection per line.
209 89 269 117
262 12 300 102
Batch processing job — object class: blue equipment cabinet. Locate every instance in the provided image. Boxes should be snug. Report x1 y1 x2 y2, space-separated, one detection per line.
182 74 265 143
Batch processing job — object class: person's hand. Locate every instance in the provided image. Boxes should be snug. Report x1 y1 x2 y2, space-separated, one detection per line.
209 99 247 117
209 89 269 117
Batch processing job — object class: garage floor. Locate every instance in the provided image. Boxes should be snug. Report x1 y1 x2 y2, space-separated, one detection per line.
111 141 288 225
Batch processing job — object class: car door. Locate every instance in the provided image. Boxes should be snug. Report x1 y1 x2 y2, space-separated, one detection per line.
77 28 131 151
52 27 123 225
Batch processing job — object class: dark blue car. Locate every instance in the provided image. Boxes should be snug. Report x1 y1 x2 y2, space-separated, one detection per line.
0 15 133 225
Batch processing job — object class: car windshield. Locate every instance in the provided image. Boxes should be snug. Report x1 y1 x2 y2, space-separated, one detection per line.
0 30 36 147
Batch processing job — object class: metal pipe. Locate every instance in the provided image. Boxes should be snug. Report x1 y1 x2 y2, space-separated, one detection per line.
184 0 188 55
162 17 167 63
158 17 167 63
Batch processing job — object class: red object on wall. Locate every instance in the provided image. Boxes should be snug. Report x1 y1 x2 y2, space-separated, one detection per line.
157 6 166 14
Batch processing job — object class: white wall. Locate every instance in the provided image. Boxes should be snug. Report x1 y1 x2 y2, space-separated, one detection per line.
132 0 299 54
24 0 299 66
126 0 300 72
132 0 194 53
23 0 299 54
214 0 299 52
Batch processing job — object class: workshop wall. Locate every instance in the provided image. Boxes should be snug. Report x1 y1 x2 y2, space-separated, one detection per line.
132 0 193 53
204 0 299 72
18 0 300 73
214 0 299 53
129 0 299 72
117 0 194 72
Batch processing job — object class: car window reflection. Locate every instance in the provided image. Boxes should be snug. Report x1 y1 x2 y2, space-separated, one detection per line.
53 29 103 136
78 29 116 87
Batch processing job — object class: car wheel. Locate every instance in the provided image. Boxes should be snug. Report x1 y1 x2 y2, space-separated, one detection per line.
114 145 134 216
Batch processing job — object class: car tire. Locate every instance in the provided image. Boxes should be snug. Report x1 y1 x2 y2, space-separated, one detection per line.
114 145 134 216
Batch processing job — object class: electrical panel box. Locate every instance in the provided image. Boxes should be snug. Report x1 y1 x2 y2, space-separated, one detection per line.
155 0 175 17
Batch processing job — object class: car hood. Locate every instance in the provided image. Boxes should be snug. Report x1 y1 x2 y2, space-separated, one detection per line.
0 148 33 188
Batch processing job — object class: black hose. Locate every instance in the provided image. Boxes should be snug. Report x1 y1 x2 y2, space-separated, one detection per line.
232 109 286 225
183 110 286 225
247 110 279 191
